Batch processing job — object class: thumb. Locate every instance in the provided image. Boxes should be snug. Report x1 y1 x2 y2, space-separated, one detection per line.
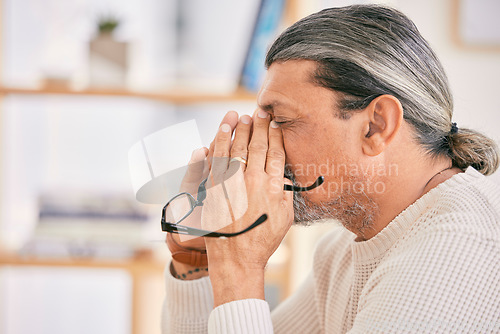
182 147 208 184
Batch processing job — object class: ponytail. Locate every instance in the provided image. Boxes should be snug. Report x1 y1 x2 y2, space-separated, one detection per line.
449 128 499 176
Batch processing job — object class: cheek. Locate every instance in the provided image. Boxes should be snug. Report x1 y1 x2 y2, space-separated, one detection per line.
283 127 328 164
282 134 303 165
281 125 346 193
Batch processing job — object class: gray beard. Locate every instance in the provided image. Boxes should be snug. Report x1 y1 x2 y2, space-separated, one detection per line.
284 167 379 237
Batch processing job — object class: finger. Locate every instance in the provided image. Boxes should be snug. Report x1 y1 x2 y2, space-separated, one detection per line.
181 147 209 185
247 109 270 172
207 140 215 170
211 123 233 177
229 115 252 172
221 110 239 129
208 111 239 169
266 121 286 199
202 150 210 177
266 120 285 177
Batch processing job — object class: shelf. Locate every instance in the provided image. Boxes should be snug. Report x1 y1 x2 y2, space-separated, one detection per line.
0 86 257 104
0 252 165 274
0 251 166 334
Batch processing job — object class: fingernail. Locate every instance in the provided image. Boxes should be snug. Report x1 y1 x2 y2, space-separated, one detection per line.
240 115 251 124
258 110 268 119
220 123 231 133
270 120 279 128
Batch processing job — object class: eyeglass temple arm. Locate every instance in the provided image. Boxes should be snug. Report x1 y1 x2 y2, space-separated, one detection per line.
196 175 323 197
284 176 324 192
196 178 208 203
162 214 268 238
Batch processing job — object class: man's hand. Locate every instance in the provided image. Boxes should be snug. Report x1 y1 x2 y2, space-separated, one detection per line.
168 112 239 280
203 109 294 307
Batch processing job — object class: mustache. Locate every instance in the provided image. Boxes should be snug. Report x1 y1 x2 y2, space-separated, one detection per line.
284 166 326 224
284 166 324 192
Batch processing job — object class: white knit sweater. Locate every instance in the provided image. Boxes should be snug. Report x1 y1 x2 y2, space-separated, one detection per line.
162 167 500 333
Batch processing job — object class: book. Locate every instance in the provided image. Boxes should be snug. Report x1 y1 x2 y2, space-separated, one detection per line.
22 191 152 259
240 0 286 92
176 0 261 93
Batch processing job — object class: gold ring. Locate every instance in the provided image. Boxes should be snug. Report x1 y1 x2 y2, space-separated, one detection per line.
231 157 247 165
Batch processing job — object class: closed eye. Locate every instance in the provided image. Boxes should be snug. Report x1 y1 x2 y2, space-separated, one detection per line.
272 118 296 128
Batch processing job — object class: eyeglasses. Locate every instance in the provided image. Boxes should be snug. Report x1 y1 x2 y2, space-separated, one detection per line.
161 176 324 238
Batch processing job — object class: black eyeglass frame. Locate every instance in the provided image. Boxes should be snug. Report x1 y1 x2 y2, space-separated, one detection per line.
161 176 324 237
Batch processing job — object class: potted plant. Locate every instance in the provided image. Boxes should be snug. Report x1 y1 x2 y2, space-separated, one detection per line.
89 14 128 88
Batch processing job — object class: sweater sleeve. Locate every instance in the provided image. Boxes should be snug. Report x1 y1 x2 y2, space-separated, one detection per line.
348 230 500 333
208 299 273 333
207 272 321 333
161 263 214 334
272 272 321 333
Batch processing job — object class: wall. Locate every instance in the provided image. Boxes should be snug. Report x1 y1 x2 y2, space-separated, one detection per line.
399 0 500 184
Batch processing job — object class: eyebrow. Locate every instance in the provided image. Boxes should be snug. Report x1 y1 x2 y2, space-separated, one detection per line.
259 104 275 114
258 100 289 114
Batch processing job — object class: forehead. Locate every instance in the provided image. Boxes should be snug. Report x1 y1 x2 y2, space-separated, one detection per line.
257 60 320 112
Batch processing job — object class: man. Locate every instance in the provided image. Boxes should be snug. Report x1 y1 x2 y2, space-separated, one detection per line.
162 5 500 333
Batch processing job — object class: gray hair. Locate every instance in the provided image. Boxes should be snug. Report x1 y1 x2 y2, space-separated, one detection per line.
266 5 499 175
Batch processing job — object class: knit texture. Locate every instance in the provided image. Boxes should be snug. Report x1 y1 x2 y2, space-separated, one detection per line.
162 167 500 333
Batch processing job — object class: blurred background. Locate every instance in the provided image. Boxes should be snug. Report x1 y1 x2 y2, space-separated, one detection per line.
0 0 498 333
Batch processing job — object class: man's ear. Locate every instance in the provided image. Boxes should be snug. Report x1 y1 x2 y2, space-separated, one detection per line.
361 95 403 156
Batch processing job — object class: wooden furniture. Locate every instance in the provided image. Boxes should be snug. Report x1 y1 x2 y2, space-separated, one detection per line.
0 252 166 334
0 86 256 105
